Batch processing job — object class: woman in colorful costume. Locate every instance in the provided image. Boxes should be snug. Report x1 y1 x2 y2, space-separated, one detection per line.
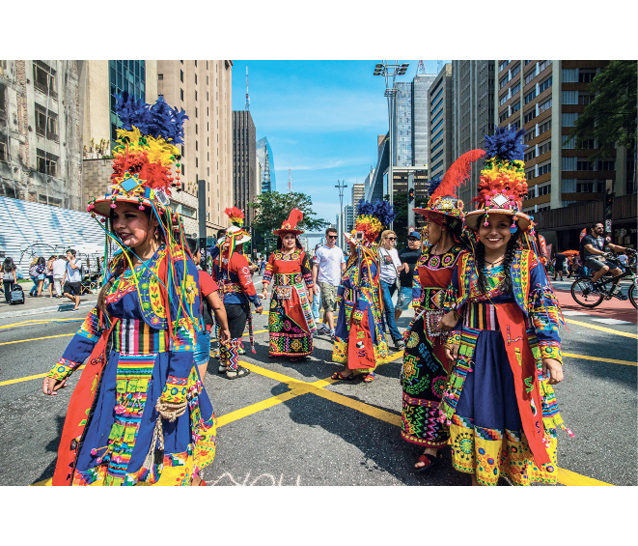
261 209 316 361
438 127 571 486
212 207 263 379
331 200 395 382
401 150 485 471
41 93 216 486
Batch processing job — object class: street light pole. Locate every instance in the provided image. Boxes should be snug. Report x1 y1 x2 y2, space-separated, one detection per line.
374 61 409 227
335 179 347 249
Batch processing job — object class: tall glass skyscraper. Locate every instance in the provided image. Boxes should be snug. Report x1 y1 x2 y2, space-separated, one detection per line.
109 60 146 145
394 82 412 167
256 136 276 192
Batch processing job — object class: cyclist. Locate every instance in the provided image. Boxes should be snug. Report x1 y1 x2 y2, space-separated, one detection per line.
580 222 635 300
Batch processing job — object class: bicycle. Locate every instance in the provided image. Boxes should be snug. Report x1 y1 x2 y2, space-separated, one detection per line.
570 252 637 309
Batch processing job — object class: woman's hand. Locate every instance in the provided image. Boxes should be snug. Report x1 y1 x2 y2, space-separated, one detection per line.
444 343 460 366
542 358 563 384
42 377 67 395
220 328 231 343
261 288 268 300
438 311 459 332
255 305 264 314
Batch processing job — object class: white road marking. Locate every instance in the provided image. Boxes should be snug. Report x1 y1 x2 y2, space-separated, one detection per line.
591 318 632 325
561 311 591 316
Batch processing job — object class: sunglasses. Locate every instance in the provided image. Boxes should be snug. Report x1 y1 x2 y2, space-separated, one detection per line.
387 237 397 241
327 235 337 239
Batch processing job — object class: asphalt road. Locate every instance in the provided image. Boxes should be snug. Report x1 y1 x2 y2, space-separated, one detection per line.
0 300 636 487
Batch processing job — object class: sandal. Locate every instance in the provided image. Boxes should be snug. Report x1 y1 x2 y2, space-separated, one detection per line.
217 364 228 374
414 451 443 473
331 371 354 381
226 366 251 380
363 372 376 383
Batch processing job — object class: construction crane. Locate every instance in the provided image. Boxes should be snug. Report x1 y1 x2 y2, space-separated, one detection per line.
245 66 250 111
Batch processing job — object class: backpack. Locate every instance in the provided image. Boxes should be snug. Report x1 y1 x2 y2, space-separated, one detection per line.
29 265 38 278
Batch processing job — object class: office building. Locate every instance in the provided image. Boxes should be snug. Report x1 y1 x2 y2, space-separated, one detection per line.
452 60 495 205
0 60 84 210
412 65 437 168
351 182 365 207
256 136 276 192
233 110 257 220
428 64 453 180
344 204 354 233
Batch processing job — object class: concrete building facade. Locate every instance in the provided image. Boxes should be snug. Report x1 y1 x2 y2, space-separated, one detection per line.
351 182 365 208
232 110 257 220
0 60 83 210
428 64 454 180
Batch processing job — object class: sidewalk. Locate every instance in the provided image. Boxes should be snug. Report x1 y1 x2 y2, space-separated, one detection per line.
0 291 98 320
553 288 637 324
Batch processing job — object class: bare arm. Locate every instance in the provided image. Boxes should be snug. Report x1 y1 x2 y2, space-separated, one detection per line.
206 291 231 341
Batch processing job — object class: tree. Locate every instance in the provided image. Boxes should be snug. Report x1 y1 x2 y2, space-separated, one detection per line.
391 192 428 249
248 191 329 239
568 61 637 161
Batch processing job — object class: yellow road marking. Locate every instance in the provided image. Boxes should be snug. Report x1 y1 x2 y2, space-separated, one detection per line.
563 353 636 367
0 333 74 346
0 318 84 330
556 468 613 486
564 318 637 339
312 388 402 427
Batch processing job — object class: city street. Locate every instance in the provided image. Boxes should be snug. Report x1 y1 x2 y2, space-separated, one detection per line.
0 288 635 487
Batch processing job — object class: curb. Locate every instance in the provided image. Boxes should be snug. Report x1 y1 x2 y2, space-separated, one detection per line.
0 300 96 320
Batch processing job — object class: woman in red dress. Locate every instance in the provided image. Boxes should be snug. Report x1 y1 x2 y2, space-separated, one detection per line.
261 209 316 361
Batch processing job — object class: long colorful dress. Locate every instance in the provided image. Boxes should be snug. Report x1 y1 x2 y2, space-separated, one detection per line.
45 244 216 486
439 248 568 486
263 249 316 357
332 247 389 372
401 243 465 448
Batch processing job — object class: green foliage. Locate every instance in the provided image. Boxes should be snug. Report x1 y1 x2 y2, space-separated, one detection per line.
247 191 329 237
391 192 429 249
568 61 637 161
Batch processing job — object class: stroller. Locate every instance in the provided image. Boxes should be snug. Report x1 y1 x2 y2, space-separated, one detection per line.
9 283 25 305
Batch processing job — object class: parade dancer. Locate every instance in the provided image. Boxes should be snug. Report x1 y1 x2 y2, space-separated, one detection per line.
331 200 395 382
42 93 215 485
261 209 316 361
212 207 263 379
400 150 485 472
438 127 571 486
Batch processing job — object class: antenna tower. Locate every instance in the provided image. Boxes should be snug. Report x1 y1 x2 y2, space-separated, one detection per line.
437 60 443 74
245 67 250 111
288 168 292 193
417 60 427 75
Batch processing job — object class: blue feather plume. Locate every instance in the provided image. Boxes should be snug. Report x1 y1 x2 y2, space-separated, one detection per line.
113 92 189 144
373 199 397 227
428 176 442 196
356 199 377 217
484 126 527 161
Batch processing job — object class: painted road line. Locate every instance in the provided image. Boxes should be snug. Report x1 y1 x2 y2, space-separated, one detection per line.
561 311 590 317
0 333 74 346
556 468 613 486
563 353 636 367
0 365 86 387
0 318 85 330
591 318 632 325
312 388 402 427
564 318 637 339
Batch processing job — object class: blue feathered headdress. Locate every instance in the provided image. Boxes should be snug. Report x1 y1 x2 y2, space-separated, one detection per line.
357 198 396 228
114 92 189 144
484 126 527 161
428 176 442 196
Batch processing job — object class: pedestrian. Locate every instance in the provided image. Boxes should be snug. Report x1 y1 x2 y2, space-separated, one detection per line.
186 237 231 380
377 229 405 350
311 244 322 323
438 127 570 486
261 208 316 361
553 251 567 281
400 152 484 472
52 254 67 297
395 229 422 322
42 93 216 485
46 255 56 298
212 207 263 379
312 227 346 339
259 256 266 276
331 199 395 382
1 257 17 303
62 249 82 310
28 257 40 297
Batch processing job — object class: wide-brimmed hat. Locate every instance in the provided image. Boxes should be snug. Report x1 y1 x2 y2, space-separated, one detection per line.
273 208 304 236
87 93 188 221
464 127 532 232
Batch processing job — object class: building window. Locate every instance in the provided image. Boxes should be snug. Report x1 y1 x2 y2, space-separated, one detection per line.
33 61 57 98
526 168 536 180
538 119 551 135
524 69 536 85
195 90 198 101
431 129 443 143
524 108 537 124
598 159 615 171
195 124 198 134
180 70 184 82
562 90 578 104
0 140 6 162
36 149 58 177
431 108 444 124
539 98 552 113
180 88 184 101
431 160 444 172
577 158 593 170
499 75 510 89
579 92 593 105
511 102 520 113
499 111 509 124
538 140 551 155
537 183 551 196
196 140 198 150
431 139 443 153
431 149 444 162
510 83 520 96
510 63 521 78
195 74 198 84
511 120 521 130
35 105 58 140
580 138 596 149
562 157 577 170
538 162 551 175
524 128 537 143
195 157 198 167
158 73 163 80
524 149 536 162
499 93 509 106
562 112 578 127
539 76 552 93
524 89 537 104
562 135 575 149
194 60 197 67
579 70 596 83
538 60 552 72
432 118 444 133
499 60 511 72
562 68 578 83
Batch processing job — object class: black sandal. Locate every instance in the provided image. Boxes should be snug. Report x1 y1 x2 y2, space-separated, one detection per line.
414 451 443 473
226 366 251 380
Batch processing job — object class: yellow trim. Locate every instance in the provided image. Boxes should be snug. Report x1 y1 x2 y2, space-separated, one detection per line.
564 318 637 340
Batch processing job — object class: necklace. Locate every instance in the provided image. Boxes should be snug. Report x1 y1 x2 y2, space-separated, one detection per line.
484 256 505 266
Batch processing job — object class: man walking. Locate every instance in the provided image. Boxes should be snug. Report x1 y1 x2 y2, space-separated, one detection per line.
62 249 82 310
553 251 567 281
395 230 422 322
52 254 66 298
312 227 345 339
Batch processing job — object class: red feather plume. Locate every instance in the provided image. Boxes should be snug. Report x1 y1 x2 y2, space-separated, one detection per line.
432 149 486 199
285 208 303 229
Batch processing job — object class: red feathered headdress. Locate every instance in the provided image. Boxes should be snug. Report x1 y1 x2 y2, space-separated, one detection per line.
273 208 304 236
225 206 245 227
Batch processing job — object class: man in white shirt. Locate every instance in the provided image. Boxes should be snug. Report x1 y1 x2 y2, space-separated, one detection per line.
62 249 82 311
312 227 346 339
52 255 67 298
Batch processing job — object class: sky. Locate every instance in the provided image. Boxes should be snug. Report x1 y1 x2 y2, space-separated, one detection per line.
231 60 446 245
